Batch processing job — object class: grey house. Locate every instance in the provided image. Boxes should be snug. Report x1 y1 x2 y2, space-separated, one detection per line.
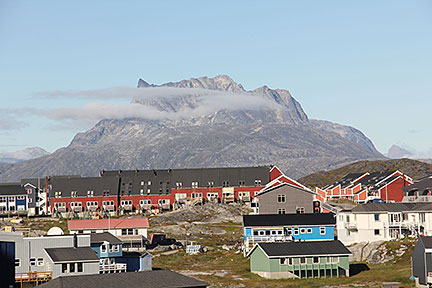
257 183 318 214
412 236 432 287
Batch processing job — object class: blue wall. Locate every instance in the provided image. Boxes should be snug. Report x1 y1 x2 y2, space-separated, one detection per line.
244 225 335 242
91 243 122 258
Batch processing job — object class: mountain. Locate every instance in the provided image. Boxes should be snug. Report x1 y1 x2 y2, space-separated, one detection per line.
298 158 432 188
0 147 50 163
387 145 413 159
0 75 385 182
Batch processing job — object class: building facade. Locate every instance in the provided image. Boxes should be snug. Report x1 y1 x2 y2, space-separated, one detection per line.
412 236 432 288
248 241 351 279
337 203 432 245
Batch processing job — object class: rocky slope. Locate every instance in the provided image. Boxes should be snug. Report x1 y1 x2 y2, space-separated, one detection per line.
0 147 50 163
0 75 384 182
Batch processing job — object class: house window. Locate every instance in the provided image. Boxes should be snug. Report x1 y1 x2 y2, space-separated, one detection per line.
374 229 380 235
87 190 94 197
374 214 380 221
28 198 32 203
101 244 107 253
300 228 306 234
148 181 152 186
62 263 68 273
191 181 199 188
277 208 286 214
280 258 286 265
37 258 44 266
320 227 326 235
238 180 245 187
55 191 62 198
122 229 127 235
296 207 305 214
288 258 293 265
77 262 83 272
176 182 183 188
207 181 214 188
147 188 151 194
277 194 286 203
293 228 299 235
300 257 306 264
71 191 77 197
222 181 229 187
69 263 75 273
306 228 312 234
15 259 20 267
140 189 144 195
327 256 338 264
30 258 36 266
253 231 258 236
103 190 110 196
254 179 262 186
265 230 271 236
313 257 319 264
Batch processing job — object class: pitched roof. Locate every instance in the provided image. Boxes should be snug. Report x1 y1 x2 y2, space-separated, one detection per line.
50 176 119 198
37 270 208 288
420 236 432 249
243 213 335 227
89 232 122 245
68 218 149 230
258 182 316 197
325 173 367 189
0 183 26 196
253 240 351 257
45 247 99 263
403 177 432 193
350 202 432 213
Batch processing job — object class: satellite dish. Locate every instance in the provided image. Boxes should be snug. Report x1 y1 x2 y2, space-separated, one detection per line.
47 226 64 236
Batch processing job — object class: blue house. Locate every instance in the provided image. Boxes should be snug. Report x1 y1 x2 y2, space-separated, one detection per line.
0 183 27 214
115 251 152 272
242 213 336 254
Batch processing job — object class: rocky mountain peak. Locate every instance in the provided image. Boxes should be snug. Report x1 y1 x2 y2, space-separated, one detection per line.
387 145 413 159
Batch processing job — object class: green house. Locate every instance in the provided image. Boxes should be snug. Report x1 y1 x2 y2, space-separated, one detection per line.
247 240 351 279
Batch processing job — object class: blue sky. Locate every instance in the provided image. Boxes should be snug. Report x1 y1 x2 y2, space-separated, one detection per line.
0 0 431 156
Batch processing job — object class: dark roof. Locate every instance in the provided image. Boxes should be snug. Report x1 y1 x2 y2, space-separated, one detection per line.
101 166 271 195
351 202 432 213
89 232 122 245
243 213 335 227
0 183 26 196
50 176 119 198
256 240 351 257
122 251 152 258
45 247 99 263
356 171 395 187
325 173 367 189
37 270 208 288
403 177 432 193
420 236 432 249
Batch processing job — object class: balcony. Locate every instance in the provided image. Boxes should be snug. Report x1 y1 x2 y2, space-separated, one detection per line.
344 222 357 230
403 195 432 203
246 235 292 245
99 263 127 273
16 271 53 284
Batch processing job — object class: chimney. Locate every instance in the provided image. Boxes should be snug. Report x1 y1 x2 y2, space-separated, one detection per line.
73 233 78 248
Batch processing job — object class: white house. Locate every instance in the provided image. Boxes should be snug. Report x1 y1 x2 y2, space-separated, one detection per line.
337 203 432 245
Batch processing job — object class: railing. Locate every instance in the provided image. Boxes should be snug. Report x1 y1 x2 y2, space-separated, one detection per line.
246 235 292 244
403 195 432 202
99 263 127 273
16 271 53 283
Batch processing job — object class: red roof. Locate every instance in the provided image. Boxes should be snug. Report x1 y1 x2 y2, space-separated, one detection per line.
68 218 149 231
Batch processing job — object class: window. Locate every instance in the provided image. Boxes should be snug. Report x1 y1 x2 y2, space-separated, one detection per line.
271 230 277 235
147 188 151 194
87 190 94 197
27 189 32 194
307 228 312 234
277 194 286 203
30 258 36 266
28 198 32 203
300 257 306 264
265 230 271 236
122 229 127 235
293 228 299 235
37 258 44 266
71 191 77 197
280 258 286 265
296 207 305 214
55 191 62 198
374 229 380 235
207 181 214 188
191 181 199 188
326 256 338 264
176 182 183 188
192 193 202 198
77 262 83 272
62 263 68 273
253 231 258 236
254 179 262 186
238 180 245 187
374 214 380 221
15 259 20 267
101 244 107 253
320 227 326 235
277 208 286 214
300 228 306 234
69 263 75 273
103 190 110 196
313 257 319 264
288 258 293 265
148 181 152 186
222 181 229 187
